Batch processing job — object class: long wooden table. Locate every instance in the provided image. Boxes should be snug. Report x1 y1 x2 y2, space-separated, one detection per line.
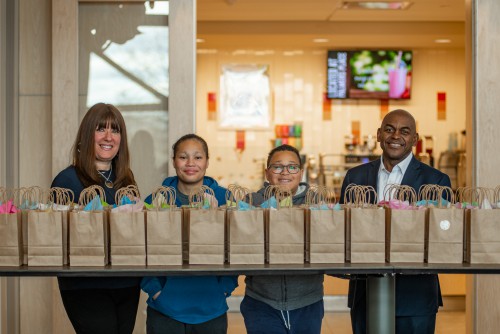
1 262 498 276
2 263 497 334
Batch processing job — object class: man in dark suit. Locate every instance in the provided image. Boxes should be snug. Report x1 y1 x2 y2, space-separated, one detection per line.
340 109 451 334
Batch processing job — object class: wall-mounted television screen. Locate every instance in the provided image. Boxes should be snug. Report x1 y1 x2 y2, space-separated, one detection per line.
327 50 412 100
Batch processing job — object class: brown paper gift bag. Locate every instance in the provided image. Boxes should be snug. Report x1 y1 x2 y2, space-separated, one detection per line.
343 185 385 263
27 210 63 266
186 186 225 264
146 186 182 265
0 188 23 266
465 186 500 263
109 186 146 266
0 208 23 266
18 187 45 265
226 185 265 264
69 186 109 266
387 208 426 263
267 187 305 264
309 209 345 263
384 185 425 263
228 209 265 264
468 208 500 263
426 186 464 264
27 188 74 266
306 186 345 264
349 207 386 263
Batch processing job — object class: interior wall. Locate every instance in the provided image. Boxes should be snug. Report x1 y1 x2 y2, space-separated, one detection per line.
469 0 500 333
18 0 64 333
196 48 466 191
0 0 5 328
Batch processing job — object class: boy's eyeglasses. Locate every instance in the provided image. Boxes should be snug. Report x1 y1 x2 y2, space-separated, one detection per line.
267 164 301 174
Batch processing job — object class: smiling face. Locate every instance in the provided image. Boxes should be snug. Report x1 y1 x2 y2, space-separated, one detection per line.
265 150 303 194
173 139 209 187
94 122 121 167
377 110 418 171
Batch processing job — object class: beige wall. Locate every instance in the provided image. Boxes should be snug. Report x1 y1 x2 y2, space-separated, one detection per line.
196 48 466 190
18 0 70 333
467 0 500 333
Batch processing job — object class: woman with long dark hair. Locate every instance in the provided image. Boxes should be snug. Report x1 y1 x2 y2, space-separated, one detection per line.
51 103 140 334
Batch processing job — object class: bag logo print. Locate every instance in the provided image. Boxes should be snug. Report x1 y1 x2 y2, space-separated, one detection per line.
439 220 451 231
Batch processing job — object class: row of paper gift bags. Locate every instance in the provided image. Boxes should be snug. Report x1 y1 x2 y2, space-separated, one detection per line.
1 202 500 266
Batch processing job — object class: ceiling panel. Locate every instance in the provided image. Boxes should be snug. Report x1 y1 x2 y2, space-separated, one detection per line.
198 0 465 22
197 0 466 48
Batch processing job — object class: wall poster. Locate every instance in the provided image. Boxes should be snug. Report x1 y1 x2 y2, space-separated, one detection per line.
219 64 270 129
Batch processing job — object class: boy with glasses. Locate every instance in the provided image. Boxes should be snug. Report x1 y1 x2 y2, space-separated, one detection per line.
240 144 325 334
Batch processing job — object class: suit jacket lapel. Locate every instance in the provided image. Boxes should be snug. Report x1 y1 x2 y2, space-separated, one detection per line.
401 156 422 190
366 159 380 191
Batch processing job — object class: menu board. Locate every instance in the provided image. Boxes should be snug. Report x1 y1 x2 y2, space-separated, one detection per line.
327 50 413 100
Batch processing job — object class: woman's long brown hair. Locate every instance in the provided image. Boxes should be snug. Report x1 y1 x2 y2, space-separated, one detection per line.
72 103 136 188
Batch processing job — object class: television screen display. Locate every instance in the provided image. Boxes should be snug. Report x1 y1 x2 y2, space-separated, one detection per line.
327 50 412 99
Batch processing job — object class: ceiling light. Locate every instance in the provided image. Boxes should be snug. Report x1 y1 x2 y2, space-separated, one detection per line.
342 1 413 10
435 39 451 44
313 38 329 43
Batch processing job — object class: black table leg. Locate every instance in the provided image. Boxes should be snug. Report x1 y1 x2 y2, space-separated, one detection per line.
366 274 395 334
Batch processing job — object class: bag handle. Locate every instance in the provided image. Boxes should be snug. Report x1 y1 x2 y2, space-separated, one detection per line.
305 185 321 206
78 185 106 210
383 184 416 204
274 187 293 209
0 187 7 203
9 187 27 207
151 186 177 210
344 184 375 207
494 185 500 204
188 185 217 209
50 187 75 206
418 184 442 203
20 186 48 207
322 186 337 204
115 185 140 206
226 184 252 207
263 185 281 201
305 185 336 207
437 186 455 207
456 186 494 207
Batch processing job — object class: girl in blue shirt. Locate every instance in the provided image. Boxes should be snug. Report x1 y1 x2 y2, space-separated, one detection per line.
141 134 237 334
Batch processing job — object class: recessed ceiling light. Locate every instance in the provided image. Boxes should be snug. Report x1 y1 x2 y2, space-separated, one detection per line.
342 1 413 10
435 38 451 43
313 38 329 43
196 38 205 43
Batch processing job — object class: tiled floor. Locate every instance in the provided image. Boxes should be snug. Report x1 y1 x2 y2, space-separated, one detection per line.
228 311 466 334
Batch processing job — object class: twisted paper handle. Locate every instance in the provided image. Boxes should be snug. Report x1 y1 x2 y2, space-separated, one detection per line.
456 186 493 207
188 185 217 209
383 184 416 204
115 185 140 206
151 186 177 210
226 184 252 207
50 187 75 206
78 185 106 210
343 184 378 208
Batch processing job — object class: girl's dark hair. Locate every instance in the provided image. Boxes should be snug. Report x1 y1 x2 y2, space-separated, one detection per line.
267 144 302 168
172 134 209 159
72 103 136 188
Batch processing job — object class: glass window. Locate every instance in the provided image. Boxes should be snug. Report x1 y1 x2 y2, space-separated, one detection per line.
79 1 169 195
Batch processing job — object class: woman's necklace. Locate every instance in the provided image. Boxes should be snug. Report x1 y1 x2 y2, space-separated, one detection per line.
97 164 114 189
